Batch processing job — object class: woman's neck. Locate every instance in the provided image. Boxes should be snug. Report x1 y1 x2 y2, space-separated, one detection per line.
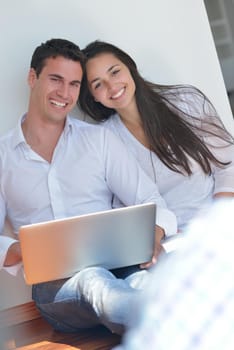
117 100 142 127
117 106 150 149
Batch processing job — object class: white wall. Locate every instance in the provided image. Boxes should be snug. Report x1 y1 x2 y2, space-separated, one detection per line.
1 0 233 310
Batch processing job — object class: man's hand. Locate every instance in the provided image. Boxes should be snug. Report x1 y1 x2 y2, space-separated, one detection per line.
140 225 165 269
4 241 22 266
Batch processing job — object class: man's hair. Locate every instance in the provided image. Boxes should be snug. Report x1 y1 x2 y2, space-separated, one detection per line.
30 38 85 76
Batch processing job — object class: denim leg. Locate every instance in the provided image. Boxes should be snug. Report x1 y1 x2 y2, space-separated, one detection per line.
112 265 150 289
76 267 140 334
32 266 140 334
125 269 150 289
32 275 100 332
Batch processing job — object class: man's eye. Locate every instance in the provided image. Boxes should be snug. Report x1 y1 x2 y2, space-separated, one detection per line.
71 82 80 88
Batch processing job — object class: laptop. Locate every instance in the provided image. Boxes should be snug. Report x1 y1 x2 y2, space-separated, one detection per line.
19 203 156 284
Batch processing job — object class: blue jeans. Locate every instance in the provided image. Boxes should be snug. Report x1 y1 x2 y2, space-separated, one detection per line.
32 265 149 334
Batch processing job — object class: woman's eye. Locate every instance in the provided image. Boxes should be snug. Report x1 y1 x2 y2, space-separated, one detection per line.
94 82 101 90
112 69 120 75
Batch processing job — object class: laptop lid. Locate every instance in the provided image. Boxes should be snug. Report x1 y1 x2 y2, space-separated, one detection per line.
19 203 156 284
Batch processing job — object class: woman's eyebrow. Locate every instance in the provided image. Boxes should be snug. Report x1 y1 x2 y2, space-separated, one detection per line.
107 64 120 72
89 64 120 85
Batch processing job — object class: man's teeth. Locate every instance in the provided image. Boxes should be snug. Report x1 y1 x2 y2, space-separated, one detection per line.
51 100 66 107
111 88 124 99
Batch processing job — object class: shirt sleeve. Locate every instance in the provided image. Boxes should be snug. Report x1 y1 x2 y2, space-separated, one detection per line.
0 235 22 275
200 97 234 194
102 128 177 236
0 187 9 271
0 177 22 275
173 86 234 194
208 137 234 194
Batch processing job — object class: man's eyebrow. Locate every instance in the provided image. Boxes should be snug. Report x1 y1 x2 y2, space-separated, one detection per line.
90 64 120 85
48 74 63 79
48 74 81 84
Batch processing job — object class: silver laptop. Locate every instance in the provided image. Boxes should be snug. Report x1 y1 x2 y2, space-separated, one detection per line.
19 203 156 284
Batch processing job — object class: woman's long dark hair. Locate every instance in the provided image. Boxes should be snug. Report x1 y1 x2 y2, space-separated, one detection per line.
78 41 234 175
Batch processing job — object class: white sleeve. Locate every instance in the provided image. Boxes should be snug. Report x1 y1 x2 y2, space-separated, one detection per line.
0 235 22 275
200 98 234 194
175 87 234 194
0 179 22 275
102 128 177 236
208 137 234 194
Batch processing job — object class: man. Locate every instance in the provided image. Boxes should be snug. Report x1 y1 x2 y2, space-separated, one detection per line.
0 38 177 334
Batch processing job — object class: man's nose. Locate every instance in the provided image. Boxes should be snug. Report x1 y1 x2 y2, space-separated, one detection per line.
57 83 69 98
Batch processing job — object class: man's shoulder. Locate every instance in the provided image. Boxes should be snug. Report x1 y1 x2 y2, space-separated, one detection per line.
69 116 106 134
0 128 15 148
0 129 16 167
69 116 119 149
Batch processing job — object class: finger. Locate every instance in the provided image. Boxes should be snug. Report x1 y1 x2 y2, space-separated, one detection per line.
140 255 157 269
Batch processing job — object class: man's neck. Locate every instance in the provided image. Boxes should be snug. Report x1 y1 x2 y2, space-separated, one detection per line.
22 114 66 163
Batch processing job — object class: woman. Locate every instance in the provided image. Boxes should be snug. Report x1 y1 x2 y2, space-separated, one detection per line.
78 40 234 231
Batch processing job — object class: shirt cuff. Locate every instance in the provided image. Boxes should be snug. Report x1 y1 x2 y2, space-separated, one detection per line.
0 235 22 276
213 186 234 195
156 207 177 237
3 262 23 276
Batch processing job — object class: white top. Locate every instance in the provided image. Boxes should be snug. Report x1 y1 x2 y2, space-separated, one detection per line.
102 96 234 230
0 116 177 275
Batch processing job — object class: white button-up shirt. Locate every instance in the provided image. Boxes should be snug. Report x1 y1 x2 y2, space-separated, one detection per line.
103 92 234 231
0 116 177 274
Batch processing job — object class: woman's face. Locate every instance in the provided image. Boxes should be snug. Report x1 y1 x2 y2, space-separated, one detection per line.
86 53 136 113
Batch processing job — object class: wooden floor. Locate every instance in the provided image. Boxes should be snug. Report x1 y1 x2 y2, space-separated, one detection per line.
0 302 121 350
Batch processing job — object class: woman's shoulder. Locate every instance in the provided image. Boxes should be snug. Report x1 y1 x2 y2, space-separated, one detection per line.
101 114 121 132
70 115 120 139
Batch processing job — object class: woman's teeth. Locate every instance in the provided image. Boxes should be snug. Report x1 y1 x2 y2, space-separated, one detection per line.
111 88 125 99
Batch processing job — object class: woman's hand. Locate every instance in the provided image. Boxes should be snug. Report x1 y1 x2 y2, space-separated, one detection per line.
213 192 234 199
140 225 165 269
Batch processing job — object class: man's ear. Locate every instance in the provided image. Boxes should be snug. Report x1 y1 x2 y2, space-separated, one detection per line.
27 68 37 88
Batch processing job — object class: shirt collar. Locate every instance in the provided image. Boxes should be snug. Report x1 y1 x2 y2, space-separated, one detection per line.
64 115 73 137
11 114 27 149
11 114 73 149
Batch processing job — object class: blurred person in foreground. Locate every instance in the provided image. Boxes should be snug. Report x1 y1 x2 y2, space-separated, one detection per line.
114 198 234 350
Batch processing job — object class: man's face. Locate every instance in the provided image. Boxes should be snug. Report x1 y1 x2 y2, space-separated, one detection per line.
28 56 83 124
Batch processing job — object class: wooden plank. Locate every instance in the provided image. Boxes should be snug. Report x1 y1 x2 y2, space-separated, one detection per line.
0 302 41 328
0 302 121 350
0 319 120 350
